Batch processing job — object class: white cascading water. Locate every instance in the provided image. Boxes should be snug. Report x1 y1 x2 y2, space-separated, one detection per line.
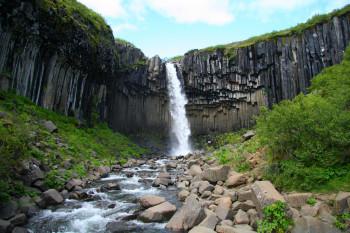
166 63 192 156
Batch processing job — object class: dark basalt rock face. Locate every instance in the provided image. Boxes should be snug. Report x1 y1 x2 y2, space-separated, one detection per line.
181 14 350 134
0 0 168 135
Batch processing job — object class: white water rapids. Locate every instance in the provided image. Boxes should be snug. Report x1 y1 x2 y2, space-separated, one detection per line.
166 63 192 156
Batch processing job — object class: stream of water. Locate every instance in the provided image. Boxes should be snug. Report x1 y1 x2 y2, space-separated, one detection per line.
27 159 180 233
166 63 192 156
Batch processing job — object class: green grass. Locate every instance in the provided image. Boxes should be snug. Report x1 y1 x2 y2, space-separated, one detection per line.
0 91 147 200
36 0 113 47
192 4 350 60
256 45 350 192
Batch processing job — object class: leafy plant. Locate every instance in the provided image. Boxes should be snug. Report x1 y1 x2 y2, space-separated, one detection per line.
306 197 317 206
335 213 350 230
258 201 293 233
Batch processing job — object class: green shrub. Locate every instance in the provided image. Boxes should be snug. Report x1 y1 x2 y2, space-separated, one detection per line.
258 201 293 233
306 197 317 206
335 213 350 230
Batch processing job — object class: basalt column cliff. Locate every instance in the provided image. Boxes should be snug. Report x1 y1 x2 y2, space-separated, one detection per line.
0 0 169 135
180 12 350 134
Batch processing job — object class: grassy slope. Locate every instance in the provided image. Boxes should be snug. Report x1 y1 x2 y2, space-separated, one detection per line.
0 91 147 202
184 4 350 60
209 45 350 193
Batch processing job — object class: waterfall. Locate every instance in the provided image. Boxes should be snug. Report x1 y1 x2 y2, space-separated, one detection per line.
166 63 192 156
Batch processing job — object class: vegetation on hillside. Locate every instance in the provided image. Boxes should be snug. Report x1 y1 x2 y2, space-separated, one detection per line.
0 91 146 202
256 45 350 192
192 4 350 60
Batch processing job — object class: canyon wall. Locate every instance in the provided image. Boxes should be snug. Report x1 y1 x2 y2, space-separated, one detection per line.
0 0 169 135
181 13 350 134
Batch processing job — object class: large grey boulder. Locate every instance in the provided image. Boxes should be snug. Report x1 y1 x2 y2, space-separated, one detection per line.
9 214 27 226
198 209 219 229
0 200 18 220
202 166 230 183
37 189 64 208
251 181 285 215
12 227 30 233
189 226 216 233
285 193 312 208
139 201 176 222
335 192 350 214
226 173 246 188
42 120 57 133
189 165 202 177
216 224 256 233
291 216 342 233
0 219 11 233
234 209 249 225
198 181 214 194
166 195 205 232
139 195 166 209
65 179 83 191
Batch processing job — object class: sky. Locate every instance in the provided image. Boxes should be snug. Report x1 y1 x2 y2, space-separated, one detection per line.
78 0 350 58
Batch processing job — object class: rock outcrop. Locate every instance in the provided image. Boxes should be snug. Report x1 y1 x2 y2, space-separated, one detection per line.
181 12 350 134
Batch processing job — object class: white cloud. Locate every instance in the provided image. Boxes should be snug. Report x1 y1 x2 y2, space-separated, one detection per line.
238 0 317 21
112 23 138 35
78 0 126 18
145 0 234 25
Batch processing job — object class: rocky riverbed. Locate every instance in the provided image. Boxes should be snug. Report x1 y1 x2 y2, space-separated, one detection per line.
1 151 349 233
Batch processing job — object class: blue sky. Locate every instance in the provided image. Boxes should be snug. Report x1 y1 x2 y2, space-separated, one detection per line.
78 0 350 58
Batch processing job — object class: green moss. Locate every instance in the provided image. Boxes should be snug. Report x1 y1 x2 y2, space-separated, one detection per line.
195 4 350 57
169 55 183 62
0 91 147 198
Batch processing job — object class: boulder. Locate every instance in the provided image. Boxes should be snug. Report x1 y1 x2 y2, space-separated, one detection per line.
167 162 177 169
198 209 219 229
285 193 312 208
106 221 137 233
100 183 120 192
300 202 323 217
96 166 110 178
216 224 256 233
237 190 253 202
232 200 255 212
247 209 258 228
178 190 190 201
251 181 285 216
213 185 224 195
226 173 246 188
153 178 172 187
215 205 233 220
32 180 48 192
0 200 18 220
9 214 27 226
234 209 249 225
220 220 233 226
189 165 203 177
202 166 230 183
166 195 205 232
243 131 255 141
18 196 38 217
12 227 30 233
12 227 29 233
189 226 216 233
198 181 215 194
43 120 57 133
65 179 83 191
37 189 64 208
139 195 166 209
335 192 350 214
19 160 44 186
0 219 11 233
215 197 232 209
292 216 342 233
139 201 176 222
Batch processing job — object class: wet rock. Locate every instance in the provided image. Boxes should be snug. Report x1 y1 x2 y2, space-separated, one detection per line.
106 221 137 233
37 189 64 208
198 209 218 229
42 120 57 133
107 203 116 209
335 192 350 214
12 227 29 233
167 162 177 169
202 166 230 183
138 195 166 209
0 201 18 220
189 165 202 177
139 201 176 222
100 183 120 192
0 219 11 233
166 195 205 232
96 166 110 178
32 180 48 192
189 226 216 233
285 193 312 208
292 216 342 233
18 196 38 217
235 209 249 225
65 179 83 191
226 173 247 188
251 181 285 215
9 214 27 226
178 190 190 202
152 178 172 187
